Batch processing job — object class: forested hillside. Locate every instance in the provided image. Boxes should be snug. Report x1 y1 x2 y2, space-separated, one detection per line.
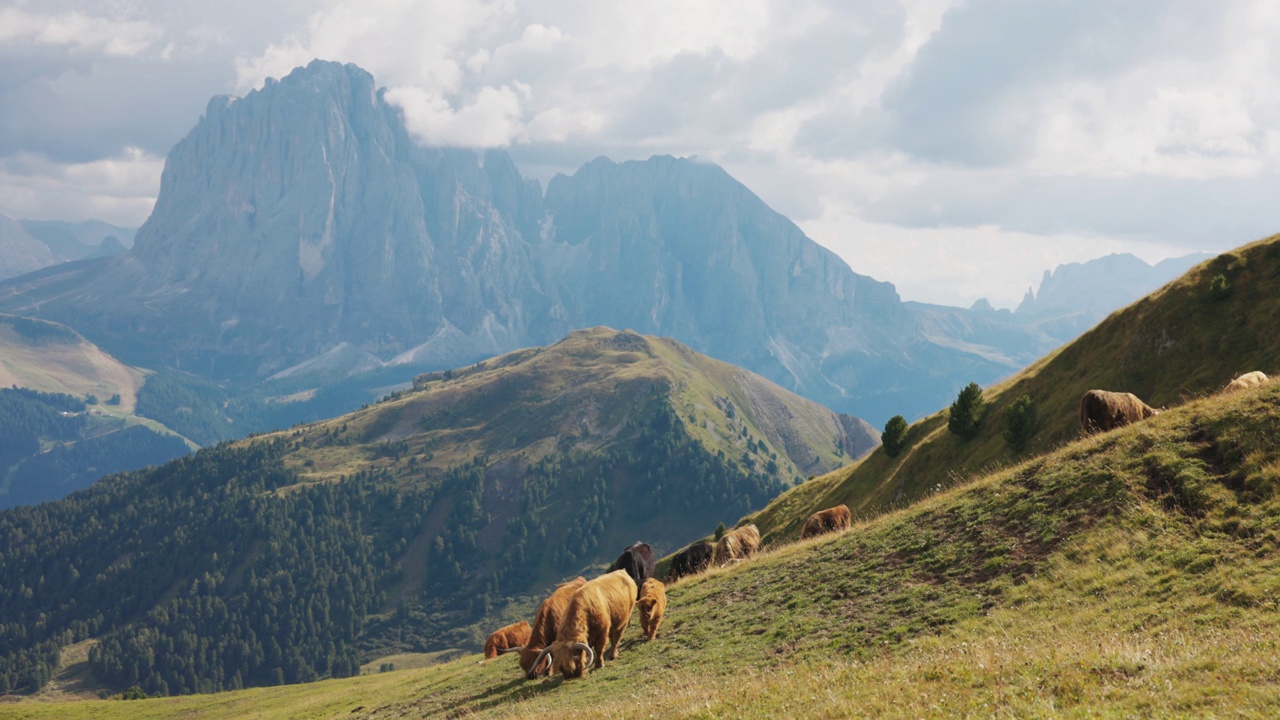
0 328 871 697
0 388 189 509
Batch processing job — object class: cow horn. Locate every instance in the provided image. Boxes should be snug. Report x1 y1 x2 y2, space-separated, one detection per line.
572 642 595 670
528 647 553 679
497 646 524 655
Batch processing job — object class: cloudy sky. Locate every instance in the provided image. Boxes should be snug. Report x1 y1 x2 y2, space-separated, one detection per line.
3 0 1280 308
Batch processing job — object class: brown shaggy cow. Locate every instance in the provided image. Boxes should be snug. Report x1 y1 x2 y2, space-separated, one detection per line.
800 504 852 540
518 576 587 678
1079 389 1159 434
713 524 761 567
532 570 637 680
636 578 667 640
482 620 531 661
1222 371 1269 395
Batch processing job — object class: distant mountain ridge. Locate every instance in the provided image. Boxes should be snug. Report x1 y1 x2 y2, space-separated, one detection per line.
1014 252 1211 344
0 60 1052 424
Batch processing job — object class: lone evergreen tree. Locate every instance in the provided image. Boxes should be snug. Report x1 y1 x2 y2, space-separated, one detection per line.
714 522 727 540
948 382 985 440
1002 394 1038 452
882 415 908 458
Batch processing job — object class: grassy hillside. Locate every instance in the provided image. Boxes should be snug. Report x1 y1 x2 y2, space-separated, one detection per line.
749 234 1280 543
0 327 874 698
281 327 875 485
0 315 193 508
0 314 144 414
12 368 1280 717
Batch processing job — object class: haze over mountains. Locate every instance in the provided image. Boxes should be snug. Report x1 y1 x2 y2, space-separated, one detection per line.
0 59 1066 425
1013 252 1212 344
0 217 133 281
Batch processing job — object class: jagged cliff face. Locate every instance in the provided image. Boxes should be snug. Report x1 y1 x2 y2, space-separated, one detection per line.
135 61 568 375
544 157 905 366
3 62 564 377
538 157 1062 421
0 60 1050 422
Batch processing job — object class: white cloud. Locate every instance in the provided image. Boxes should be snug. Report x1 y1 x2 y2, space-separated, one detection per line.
0 6 161 56
801 205 1192 309
386 84 526 147
231 0 781 148
0 146 164 226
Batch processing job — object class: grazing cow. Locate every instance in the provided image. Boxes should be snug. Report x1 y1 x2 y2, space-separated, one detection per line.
532 570 637 680
482 620 531 661
713 524 761 567
800 504 852 540
610 541 656 599
1079 389 1160 435
636 578 667 640
666 541 714 582
1223 371 1269 395
518 576 587 679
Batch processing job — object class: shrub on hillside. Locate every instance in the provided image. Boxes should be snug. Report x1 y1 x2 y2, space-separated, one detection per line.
882 415 908 458
948 382 985 440
1003 395 1038 452
1207 273 1232 301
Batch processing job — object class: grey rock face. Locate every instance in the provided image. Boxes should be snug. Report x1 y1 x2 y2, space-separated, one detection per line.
541 156 1051 422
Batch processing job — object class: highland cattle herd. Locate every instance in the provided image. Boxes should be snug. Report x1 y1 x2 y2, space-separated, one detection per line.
482 371 1273 682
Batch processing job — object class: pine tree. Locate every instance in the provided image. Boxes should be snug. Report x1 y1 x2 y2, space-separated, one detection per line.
947 382 985 440
1003 395 1038 452
881 415 908 458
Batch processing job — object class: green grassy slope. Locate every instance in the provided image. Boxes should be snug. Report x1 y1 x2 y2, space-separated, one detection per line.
749 234 1280 544
0 313 147 416
14 368 1280 718
282 327 875 486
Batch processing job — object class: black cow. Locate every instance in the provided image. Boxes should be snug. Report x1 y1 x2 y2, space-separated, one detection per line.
665 540 713 582
610 541 655 599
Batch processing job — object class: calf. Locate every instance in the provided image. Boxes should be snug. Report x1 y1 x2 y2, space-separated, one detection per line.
636 578 667 640
483 620 531 661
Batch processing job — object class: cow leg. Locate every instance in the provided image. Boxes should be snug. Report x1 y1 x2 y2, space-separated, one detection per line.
589 625 607 668
607 613 632 661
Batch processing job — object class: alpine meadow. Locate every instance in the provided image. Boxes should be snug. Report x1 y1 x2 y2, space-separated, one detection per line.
3 5 1280 719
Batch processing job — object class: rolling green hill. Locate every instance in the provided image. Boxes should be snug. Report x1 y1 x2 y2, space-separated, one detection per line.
747 234 1280 544
9 350 1280 717
0 327 875 698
